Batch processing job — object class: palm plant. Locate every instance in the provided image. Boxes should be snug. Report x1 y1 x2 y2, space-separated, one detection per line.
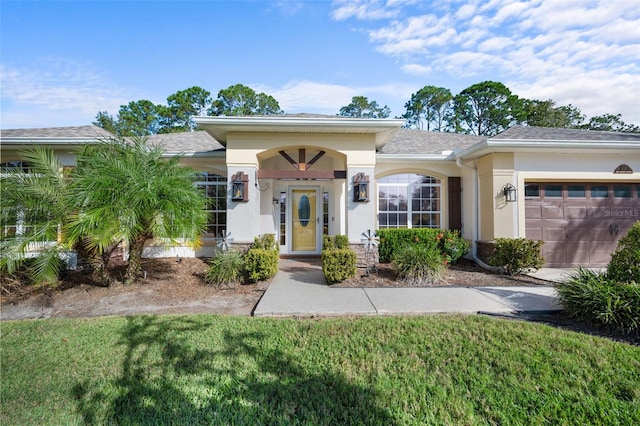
67 136 208 284
0 148 71 286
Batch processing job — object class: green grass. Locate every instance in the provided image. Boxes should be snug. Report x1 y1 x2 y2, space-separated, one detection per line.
2 315 639 425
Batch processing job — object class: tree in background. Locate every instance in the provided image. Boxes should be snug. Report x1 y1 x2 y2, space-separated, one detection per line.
339 96 390 118
209 84 283 116
581 113 640 133
68 137 208 284
448 81 524 136
117 100 163 136
159 86 212 133
402 86 452 131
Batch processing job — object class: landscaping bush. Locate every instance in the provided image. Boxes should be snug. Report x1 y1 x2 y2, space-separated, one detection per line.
243 234 279 283
556 267 640 334
205 250 245 287
322 235 356 284
489 238 544 275
607 221 640 283
392 244 445 286
438 230 470 264
250 233 279 252
244 249 278 283
377 228 441 263
322 248 357 284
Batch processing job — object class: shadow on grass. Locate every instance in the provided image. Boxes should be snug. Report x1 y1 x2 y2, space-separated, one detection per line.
73 315 395 425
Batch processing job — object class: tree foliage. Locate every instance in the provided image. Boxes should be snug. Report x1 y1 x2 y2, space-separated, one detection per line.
160 86 212 133
2 138 208 287
402 86 452 131
209 84 283 116
339 96 390 118
68 137 208 284
93 85 282 136
448 81 524 136
0 148 72 286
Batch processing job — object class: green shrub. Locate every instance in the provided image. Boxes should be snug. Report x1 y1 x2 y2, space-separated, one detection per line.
556 267 640 334
489 238 544 275
251 234 279 252
607 221 640 283
205 251 245 287
377 228 469 265
322 248 357 284
322 234 350 250
244 248 278 283
438 230 470 264
392 244 445 286
377 228 441 263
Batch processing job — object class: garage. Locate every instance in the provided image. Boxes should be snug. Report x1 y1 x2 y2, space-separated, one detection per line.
525 182 640 267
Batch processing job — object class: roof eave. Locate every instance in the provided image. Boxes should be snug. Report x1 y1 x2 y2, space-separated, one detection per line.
456 139 640 160
193 116 405 148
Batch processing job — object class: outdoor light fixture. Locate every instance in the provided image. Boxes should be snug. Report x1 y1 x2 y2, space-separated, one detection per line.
502 183 517 203
353 172 370 202
231 172 248 202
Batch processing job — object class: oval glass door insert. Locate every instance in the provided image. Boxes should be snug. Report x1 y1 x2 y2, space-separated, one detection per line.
298 195 310 227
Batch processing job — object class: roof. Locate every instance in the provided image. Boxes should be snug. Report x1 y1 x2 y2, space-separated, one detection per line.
146 131 225 155
492 125 640 142
193 115 406 149
379 129 486 155
456 125 640 160
0 125 114 141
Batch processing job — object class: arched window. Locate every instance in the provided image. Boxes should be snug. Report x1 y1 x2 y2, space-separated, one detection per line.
195 172 227 237
378 173 441 229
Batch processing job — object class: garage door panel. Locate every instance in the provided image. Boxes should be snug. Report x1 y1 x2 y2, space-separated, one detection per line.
524 182 638 268
543 206 564 219
566 225 590 242
566 206 587 219
590 226 613 242
525 205 542 219
544 226 566 242
542 242 566 266
565 242 590 264
526 228 543 240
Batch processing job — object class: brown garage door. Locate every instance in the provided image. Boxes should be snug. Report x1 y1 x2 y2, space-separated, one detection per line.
525 183 640 267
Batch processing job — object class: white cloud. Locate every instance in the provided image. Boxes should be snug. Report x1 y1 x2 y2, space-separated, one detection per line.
331 0 400 21
0 59 133 128
253 80 416 116
333 0 640 124
402 63 432 75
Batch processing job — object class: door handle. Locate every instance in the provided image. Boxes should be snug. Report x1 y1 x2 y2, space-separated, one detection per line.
316 217 320 224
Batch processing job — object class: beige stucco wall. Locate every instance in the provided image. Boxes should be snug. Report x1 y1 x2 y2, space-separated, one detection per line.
477 153 516 241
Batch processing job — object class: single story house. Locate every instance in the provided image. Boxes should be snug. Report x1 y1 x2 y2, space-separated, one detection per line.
1 115 639 268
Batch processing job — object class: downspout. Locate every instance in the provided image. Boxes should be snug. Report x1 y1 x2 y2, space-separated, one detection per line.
456 157 497 271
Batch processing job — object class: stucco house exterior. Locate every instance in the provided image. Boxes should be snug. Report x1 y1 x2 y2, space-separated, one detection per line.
1 115 639 268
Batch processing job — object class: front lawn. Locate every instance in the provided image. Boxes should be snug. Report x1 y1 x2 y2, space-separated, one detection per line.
2 315 639 425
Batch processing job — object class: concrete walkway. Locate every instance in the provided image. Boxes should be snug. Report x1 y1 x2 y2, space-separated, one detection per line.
253 259 563 317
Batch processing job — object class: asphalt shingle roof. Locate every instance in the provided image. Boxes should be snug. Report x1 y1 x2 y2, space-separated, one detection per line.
0 125 113 139
379 128 486 155
493 125 640 142
146 131 224 153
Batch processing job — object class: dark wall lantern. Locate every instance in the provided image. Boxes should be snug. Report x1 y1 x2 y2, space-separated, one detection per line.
231 171 249 202
502 183 517 203
353 172 370 202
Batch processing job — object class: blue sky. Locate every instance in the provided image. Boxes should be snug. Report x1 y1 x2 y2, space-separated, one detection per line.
1 0 639 129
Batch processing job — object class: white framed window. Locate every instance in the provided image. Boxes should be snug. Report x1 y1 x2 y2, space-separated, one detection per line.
195 172 227 238
378 173 441 229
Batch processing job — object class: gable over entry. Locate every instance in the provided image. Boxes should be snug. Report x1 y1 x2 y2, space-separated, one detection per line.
194 115 405 252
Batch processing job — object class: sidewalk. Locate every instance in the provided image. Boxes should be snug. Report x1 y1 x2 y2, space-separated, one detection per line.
253 260 563 317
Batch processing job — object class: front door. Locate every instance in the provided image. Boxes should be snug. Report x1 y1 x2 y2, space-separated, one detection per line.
291 187 320 254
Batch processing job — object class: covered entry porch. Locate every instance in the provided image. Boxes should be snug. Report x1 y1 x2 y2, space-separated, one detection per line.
194 115 405 255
